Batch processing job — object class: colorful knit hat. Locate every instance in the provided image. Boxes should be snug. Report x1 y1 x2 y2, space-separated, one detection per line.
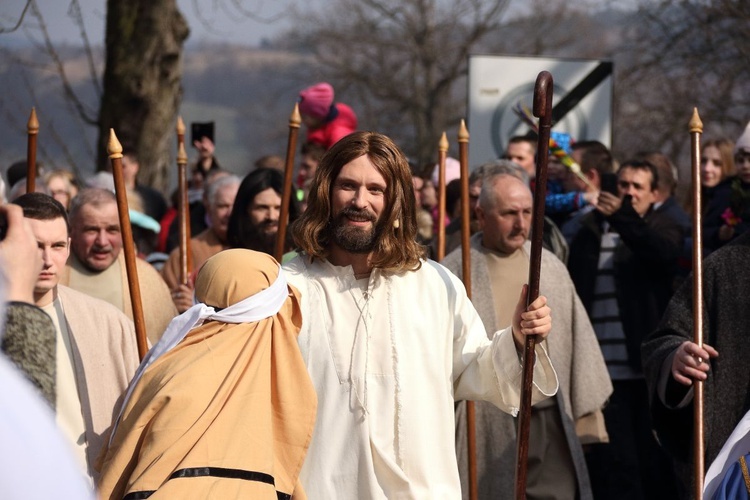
299 83 334 120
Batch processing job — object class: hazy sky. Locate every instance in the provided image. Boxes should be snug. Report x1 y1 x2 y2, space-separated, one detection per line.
0 1 636 48
0 0 299 48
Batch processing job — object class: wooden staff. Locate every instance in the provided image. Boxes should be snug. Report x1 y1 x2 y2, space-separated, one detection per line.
689 107 705 498
436 132 448 261
26 108 39 194
176 116 192 285
458 120 478 500
514 71 553 500
275 103 301 262
108 129 148 360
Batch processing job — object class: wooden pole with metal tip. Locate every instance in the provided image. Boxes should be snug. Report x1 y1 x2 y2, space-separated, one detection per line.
515 71 553 500
26 108 39 194
458 119 478 500
689 107 705 499
108 129 149 360
176 116 192 285
275 103 301 263
436 132 449 261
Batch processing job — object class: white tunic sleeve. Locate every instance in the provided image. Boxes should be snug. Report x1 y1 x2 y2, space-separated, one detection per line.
449 268 558 415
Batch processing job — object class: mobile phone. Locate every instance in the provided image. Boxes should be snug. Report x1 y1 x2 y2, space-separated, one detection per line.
600 173 618 195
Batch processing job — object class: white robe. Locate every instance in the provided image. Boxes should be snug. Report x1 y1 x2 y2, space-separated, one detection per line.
284 256 558 499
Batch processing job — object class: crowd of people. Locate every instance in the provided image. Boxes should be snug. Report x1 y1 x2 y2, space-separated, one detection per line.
1 80 749 499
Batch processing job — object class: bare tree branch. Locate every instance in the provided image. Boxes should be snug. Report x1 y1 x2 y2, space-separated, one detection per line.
296 0 510 164
0 0 32 34
68 0 103 97
28 0 98 125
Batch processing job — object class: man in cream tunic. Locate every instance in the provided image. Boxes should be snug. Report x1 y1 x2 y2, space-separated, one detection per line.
10 193 140 484
284 132 558 499
60 188 176 344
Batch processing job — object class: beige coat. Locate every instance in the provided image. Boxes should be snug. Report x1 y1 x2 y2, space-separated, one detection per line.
57 285 140 483
62 253 177 344
443 235 612 500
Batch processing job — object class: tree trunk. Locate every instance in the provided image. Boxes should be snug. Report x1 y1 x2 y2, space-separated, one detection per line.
97 0 189 192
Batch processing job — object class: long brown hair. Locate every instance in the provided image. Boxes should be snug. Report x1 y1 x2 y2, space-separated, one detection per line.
291 131 423 273
685 138 736 215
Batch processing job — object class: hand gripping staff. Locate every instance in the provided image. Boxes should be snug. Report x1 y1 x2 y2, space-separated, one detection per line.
514 71 552 499
689 108 705 499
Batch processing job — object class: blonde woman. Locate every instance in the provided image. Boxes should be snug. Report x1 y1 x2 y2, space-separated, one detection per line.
43 169 79 210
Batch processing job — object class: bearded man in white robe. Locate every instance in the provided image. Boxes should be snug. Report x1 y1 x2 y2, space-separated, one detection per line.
284 131 559 499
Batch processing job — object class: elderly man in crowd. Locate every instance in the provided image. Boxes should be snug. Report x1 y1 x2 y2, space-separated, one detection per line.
61 188 176 344
443 168 611 500
162 174 240 312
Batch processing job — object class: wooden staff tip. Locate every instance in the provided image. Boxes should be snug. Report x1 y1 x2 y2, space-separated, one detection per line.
458 119 469 143
107 129 123 159
27 107 39 133
177 141 188 165
176 115 185 135
689 108 703 134
290 102 302 128
533 71 553 119
439 132 449 152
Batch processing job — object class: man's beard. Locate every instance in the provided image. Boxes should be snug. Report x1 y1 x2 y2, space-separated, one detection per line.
239 219 278 255
331 207 380 254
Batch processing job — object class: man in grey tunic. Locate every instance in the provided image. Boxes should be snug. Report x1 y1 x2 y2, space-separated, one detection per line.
444 171 612 499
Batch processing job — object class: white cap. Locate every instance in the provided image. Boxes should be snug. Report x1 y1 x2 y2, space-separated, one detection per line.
735 121 750 154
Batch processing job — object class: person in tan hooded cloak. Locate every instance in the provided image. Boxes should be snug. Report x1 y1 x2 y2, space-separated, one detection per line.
97 249 317 500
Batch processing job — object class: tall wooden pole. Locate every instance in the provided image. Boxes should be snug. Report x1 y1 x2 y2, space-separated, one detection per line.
515 71 553 500
436 132 448 261
689 107 705 499
275 103 301 262
176 116 192 285
108 129 148 360
26 108 39 194
458 120 478 500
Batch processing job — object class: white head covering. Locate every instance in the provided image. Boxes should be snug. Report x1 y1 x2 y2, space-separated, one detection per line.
735 121 750 154
111 262 289 443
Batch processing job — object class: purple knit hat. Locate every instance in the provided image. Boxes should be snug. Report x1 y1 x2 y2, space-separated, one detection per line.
299 83 334 120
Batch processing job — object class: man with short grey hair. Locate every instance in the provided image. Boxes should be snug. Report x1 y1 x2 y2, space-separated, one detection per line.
443 172 611 500
161 174 240 312
62 188 176 344
441 159 526 256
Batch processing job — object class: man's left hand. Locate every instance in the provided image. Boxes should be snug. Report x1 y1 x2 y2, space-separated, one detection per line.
512 284 552 349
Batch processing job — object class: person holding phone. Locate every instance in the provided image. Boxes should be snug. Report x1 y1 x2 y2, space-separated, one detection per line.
567 159 684 499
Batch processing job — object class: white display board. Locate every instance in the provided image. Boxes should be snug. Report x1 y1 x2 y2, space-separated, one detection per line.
468 55 613 167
